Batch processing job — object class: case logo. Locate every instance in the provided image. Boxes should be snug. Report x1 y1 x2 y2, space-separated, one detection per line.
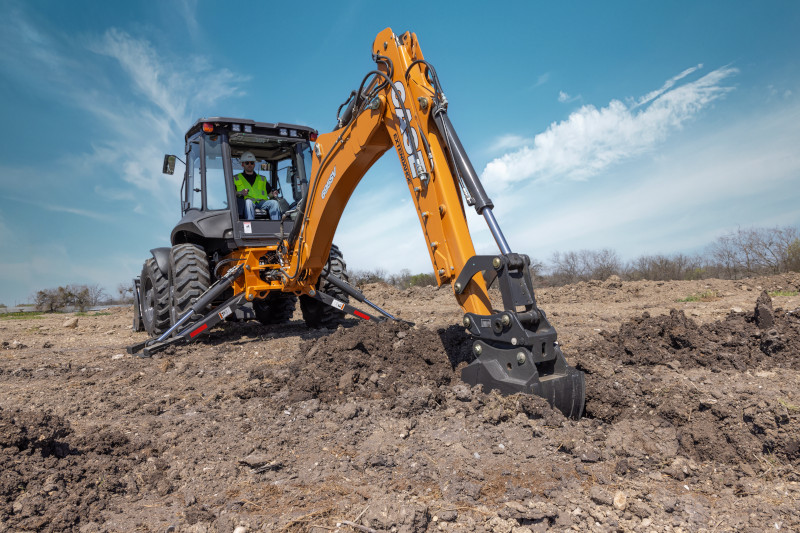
391 81 425 180
321 166 336 199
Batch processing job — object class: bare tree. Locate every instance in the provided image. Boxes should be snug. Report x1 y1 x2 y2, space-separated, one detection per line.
549 249 621 285
117 281 135 304
788 238 800 272
67 284 91 312
86 284 109 306
708 226 799 277
625 253 705 281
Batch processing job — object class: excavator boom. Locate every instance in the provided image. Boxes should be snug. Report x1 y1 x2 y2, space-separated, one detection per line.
285 28 585 418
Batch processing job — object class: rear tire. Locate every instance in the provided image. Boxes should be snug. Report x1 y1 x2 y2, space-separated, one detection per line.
132 279 144 332
300 244 349 329
141 258 170 336
254 292 298 325
169 244 211 326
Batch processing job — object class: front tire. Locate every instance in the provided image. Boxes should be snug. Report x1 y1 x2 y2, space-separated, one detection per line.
300 244 349 329
141 258 170 336
169 244 211 326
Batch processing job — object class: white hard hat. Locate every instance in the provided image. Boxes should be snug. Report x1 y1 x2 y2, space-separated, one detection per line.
240 151 256 162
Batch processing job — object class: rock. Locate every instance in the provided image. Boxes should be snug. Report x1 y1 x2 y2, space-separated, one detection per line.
628 500 652 518
338 370 356 392
438 509 458 522
337 402 359 420
666 456 695 480
239 453 272 468
486 515 516 533
589 486 614 506
613 491 627 510
754 291 774 329
574 443 601 462
452 383 472 401
63 317 79 328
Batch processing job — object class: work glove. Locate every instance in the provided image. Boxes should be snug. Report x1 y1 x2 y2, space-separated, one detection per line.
237 189 249 197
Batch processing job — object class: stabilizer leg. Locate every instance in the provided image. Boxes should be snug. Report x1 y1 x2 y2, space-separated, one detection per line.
127 265 245 356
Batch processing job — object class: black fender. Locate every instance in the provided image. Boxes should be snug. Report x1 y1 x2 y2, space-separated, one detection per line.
150 247 171 277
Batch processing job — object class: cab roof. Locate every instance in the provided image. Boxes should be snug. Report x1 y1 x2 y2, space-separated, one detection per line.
186 117 318 141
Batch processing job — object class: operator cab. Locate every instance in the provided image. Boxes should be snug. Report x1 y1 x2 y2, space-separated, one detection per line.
163 117 316 254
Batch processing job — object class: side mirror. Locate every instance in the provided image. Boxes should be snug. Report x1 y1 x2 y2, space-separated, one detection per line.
163 154 177 175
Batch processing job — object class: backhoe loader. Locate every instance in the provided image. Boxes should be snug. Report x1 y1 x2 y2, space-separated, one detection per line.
130 28 585 419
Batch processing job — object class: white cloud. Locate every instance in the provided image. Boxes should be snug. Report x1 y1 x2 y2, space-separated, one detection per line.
533 73 550 88
488 101 800 261
486 134 533 154
4 196 110 221
1 13 244 226
482 65 738 187
71 29 245 220
558 90 580 103
633 63 703 107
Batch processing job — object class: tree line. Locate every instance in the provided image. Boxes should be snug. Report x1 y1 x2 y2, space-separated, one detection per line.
352 225 800 289
19 225 799 311
33 284 109 313
540 225 800 286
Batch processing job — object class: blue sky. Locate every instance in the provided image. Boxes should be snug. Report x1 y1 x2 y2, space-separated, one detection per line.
1 1 799 305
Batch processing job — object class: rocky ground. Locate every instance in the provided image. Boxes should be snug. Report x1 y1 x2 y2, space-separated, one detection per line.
1 274 799 532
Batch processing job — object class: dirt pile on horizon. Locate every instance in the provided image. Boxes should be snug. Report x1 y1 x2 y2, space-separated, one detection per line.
593 290 800 370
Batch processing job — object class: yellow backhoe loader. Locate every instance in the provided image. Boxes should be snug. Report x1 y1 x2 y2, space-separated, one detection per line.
129 28 585 418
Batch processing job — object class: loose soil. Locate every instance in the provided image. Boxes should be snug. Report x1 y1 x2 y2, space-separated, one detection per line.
1 274 799 532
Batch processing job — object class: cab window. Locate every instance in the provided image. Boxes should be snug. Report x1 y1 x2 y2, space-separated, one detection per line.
204 135 228 210
186 139 201 211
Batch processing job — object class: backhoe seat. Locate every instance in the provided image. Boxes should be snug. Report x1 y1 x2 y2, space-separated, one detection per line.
236 197 272 220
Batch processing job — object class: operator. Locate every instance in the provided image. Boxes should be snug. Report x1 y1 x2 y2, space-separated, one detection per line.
234 151 281 220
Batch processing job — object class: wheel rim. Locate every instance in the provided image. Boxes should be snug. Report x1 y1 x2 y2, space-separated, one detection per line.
143 281 155 325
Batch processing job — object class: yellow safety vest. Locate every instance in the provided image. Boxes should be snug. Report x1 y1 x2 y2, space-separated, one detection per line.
234 173 270 201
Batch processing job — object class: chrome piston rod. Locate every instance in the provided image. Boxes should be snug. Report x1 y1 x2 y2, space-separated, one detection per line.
482 207 512 256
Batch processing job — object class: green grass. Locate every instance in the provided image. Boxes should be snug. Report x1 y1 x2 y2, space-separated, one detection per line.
75 311 112 317
0 311 45 320
777 398 799 412
769 290 799 297
676 290 719 303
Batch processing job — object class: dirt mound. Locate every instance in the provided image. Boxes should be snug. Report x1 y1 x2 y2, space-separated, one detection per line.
577 293 800 467
0 407 150 531
596 291 800 370
240 321 475 406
